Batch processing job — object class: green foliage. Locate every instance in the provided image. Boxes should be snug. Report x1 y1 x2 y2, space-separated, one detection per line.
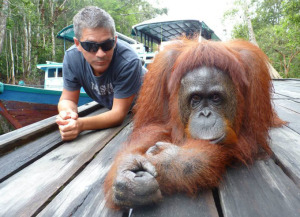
0 0 167 85
232 24 249 39
225 0 300 78
282 0 300 25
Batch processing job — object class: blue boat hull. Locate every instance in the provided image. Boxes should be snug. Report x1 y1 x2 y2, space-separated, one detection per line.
0 83 92 106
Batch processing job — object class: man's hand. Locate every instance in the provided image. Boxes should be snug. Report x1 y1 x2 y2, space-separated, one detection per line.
57 110 78 122
56 110 81 141
112 154 162 208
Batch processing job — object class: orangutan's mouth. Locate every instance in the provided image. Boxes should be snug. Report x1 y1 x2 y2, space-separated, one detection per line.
209 134 226 144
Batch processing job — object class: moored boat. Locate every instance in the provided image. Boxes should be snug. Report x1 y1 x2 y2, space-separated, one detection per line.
0 82 92 131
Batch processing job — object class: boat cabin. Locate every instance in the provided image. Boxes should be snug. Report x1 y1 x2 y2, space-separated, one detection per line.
37 61 63 91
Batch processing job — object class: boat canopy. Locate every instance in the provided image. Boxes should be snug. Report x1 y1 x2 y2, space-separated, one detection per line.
56 25 75 42
37 61 63 71
131 17 220 42
131 16 220 51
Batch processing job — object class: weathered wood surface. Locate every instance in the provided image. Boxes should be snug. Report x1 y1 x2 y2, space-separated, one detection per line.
216 80 300 217
219 158 300 217
0 112 130 216
270 127 300 187
131 191 219 217
273 79 300 100
0 79 299 217
37 123 133 217
0 102 103 182
0 101 102 152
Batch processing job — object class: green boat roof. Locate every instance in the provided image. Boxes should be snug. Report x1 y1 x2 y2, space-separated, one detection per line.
37 62 63 71
56 25 75 42
131 17 220 43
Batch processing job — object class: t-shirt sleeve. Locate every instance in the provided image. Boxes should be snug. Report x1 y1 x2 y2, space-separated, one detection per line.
113 59 142 99
62 51 81 91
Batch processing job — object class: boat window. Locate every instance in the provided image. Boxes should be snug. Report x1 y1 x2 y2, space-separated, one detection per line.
58 68 63 77
48 68 55 78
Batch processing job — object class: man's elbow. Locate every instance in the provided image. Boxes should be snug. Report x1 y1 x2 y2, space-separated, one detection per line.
112 111 129 127
114 115 126 126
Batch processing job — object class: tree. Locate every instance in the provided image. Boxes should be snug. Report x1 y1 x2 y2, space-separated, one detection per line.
0 0 9 54
224 0 282 78
224 0 300 78
0 0 167 85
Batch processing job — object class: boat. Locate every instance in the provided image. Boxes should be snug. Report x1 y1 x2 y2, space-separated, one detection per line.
130 16 220 64
0 60 92 132
131 17 220 44
0 81 92 131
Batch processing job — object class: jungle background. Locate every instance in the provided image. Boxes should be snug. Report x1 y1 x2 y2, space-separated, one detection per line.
0 0 299 86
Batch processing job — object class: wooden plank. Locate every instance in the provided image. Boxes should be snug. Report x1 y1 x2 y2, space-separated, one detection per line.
0 107 109 182
0 129 62 181
273 95 300 103
273 79 300 88
269 126 300 187
37 123 134 217
273 99 300 114
219 159 300 217
272 93 300 104
273 101 300 134
131 191 218 217
273 80 300 98
37 125 218 217
272 93 290 100
0 101 101 152
0 116 131 217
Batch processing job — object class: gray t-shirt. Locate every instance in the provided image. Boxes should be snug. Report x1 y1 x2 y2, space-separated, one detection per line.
63 40 143 109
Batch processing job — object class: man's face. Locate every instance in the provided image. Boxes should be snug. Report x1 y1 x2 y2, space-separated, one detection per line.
74 27 117 76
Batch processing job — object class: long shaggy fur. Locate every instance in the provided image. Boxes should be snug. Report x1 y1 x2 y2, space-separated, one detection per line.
134 38 281 162
104 38 284 209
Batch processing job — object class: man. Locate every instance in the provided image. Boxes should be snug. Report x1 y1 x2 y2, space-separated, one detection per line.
56 6 143 141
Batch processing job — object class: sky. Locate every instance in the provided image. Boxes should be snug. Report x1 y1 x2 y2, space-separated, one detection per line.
149 0 238 40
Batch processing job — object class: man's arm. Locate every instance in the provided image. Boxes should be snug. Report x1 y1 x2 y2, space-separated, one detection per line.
79 95 134 130
56 91 134 141
56 89 80 140
57 89 80 120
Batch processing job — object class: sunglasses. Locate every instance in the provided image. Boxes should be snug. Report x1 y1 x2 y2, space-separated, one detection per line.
79 38 115 52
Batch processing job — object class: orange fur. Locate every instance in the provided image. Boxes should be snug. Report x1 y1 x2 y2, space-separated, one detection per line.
104 38 284 209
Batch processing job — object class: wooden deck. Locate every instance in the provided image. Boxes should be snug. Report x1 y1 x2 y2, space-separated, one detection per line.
0 79 299 217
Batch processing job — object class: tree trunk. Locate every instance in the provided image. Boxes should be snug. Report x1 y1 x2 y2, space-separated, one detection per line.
15 29 19 76
244 2 258 46
243 0 281 79
23 15 29 78
49 0 68 61
28 20 32 74
275 49 300 78
50 1 56 60
9 30 15 84
6 32 9 83
35 0 40 66
41 0 46 48
0 0 9 54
